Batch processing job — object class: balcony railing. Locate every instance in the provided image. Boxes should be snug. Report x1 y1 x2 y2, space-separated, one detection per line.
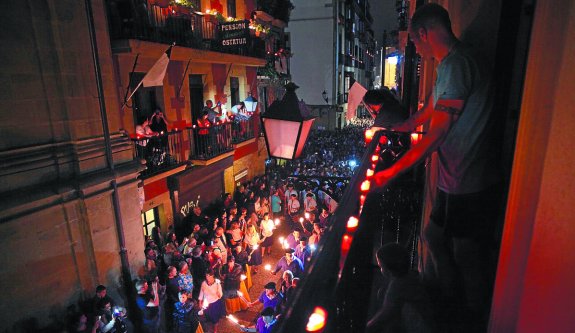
132 130 186 177
275 130 425 332
187 122 234 160
230 117 256 144
106 2 266 58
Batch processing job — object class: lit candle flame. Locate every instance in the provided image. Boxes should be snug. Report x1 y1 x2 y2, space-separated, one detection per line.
241 274 247 281
253 244 259 250
299 217 304 223
226 315 239 324
304 212 310 219
237 291 243 297
279 237 285 244
264 264 271 271
361 180 371 192
274 218 280 226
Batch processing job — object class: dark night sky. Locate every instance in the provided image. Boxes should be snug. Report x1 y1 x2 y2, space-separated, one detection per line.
369 0 399 46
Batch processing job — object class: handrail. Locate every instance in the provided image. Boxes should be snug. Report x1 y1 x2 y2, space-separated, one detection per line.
275 129 425 332
131 130 185 177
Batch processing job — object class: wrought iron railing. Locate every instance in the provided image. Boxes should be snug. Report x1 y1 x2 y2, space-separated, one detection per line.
275 129 425 332
132 130 185 177
187 122 234 160
230 117 256 144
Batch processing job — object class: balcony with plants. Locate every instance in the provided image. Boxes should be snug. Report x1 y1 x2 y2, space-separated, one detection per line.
106 0 270 58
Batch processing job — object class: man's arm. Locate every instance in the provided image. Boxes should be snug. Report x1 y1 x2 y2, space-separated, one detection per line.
372 98 463 190
392 93 434 132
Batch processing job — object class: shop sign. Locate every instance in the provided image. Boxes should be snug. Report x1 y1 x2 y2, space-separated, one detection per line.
219 20 249 48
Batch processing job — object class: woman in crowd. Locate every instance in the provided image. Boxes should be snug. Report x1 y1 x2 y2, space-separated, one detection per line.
259 197 271 219
259 212 275 257
199 269 226 333
244 224 262 274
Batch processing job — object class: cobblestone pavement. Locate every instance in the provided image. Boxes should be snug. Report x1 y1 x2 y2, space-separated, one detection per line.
200 218 291 333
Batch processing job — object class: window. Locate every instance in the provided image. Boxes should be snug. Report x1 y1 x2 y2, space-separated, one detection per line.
227 0 236 18
141 207 159 238
230 77 240 106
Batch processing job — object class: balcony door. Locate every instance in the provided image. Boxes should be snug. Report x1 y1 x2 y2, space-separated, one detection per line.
189 74 204 124
130 72 164 128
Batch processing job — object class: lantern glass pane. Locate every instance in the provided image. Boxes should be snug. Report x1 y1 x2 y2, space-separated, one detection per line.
263 119 300 159
294 118 315 159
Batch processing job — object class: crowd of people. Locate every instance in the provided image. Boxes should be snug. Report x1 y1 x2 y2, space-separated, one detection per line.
117 118 379 332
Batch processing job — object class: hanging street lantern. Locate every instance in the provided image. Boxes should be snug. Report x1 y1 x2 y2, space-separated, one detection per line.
261 82 316 160
243 93 258 113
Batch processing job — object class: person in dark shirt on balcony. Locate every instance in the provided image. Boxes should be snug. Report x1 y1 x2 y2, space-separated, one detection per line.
370 4 502 330
203 100 220 124
149 108 168 134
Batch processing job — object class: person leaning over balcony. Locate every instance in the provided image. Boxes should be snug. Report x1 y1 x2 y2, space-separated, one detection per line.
135 117 157 159
202 100 220 124
369 4 502 330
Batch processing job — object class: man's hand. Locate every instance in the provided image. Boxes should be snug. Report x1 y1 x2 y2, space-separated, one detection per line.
372 168 394 191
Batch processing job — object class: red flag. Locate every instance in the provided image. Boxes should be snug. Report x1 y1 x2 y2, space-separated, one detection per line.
141 45 173 87
347 81 367 120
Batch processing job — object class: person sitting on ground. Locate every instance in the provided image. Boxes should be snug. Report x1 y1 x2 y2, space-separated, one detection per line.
366 243 437 333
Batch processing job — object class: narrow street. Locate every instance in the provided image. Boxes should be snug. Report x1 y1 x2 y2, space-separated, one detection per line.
202 219 290 333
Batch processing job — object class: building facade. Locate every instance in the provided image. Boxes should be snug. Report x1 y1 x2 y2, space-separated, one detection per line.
0 0 290 330
288 0 376 129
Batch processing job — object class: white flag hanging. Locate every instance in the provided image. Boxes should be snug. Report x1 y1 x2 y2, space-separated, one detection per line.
346 81 367 120
141 45 173 87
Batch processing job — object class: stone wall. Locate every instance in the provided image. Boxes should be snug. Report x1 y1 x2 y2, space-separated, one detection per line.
0 0 145 330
